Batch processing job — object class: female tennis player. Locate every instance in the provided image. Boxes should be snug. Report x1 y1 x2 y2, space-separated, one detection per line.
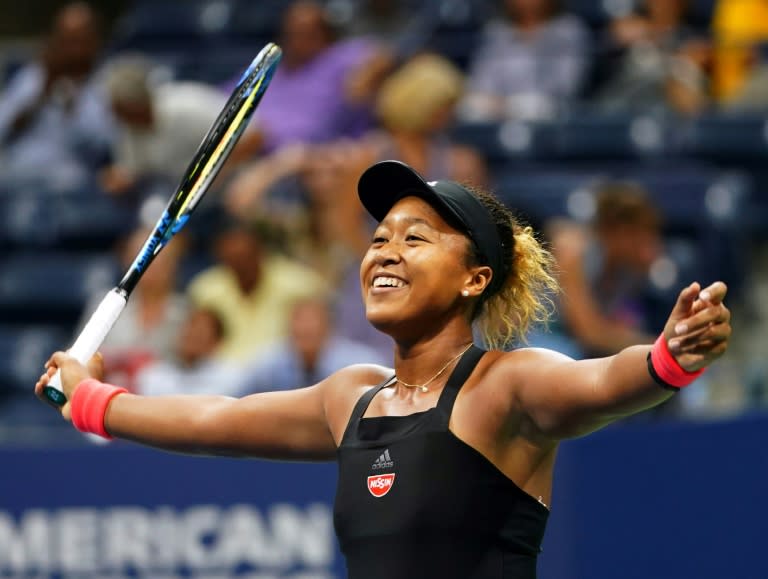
36 160 731 579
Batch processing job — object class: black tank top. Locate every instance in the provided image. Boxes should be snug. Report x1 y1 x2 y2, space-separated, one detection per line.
333 346 550 579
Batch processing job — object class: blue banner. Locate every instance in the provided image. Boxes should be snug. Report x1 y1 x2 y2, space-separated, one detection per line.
2 412 768 579
0 445 343 578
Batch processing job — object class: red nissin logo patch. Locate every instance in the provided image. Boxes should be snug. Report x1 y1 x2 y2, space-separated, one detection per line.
367 473 395 497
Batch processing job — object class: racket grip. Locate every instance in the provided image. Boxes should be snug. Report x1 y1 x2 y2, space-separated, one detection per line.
43 288 128 407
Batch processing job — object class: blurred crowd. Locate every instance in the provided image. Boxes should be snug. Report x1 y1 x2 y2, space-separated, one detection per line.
1 0 767 440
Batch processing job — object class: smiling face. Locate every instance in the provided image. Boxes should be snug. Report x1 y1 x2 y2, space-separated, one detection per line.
360 196 491 341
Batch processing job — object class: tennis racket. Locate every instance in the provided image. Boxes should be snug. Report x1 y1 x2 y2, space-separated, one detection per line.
43 42 282 406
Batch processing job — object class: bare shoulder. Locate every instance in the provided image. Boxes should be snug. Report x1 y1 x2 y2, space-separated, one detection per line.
323 363 394 394
482 347 574 389
322 363 394 441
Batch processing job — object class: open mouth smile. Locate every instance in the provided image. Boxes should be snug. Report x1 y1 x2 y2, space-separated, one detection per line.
371 274 409 293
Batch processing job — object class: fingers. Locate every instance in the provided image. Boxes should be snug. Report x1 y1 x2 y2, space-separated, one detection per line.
35 370 50 394
670 323 731 350
86 351 104 381
34 366 66 413
671 281 701 318
671 301 730 341
36 351 75 412
44 350 70 371
697 281 728 305
666 280 730 364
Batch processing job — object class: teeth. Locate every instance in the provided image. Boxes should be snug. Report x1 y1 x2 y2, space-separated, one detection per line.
373 276 405 288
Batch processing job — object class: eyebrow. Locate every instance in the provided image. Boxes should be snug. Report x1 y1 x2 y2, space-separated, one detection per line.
378 216 433 229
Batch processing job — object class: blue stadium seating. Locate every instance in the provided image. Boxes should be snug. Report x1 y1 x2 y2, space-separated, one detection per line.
0 325 70 392
454 112 678 166
564 0 628 29
0 253 119 324
0 191 134 250
544 112 677 159
109 0 254 81
688 0 717 29
229 0 289 38
111 0 232 48
682 113 768 161
496 163 752 228
423 0 490 70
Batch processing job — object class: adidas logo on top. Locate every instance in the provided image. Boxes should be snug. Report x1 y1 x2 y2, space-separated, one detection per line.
371 449 394 470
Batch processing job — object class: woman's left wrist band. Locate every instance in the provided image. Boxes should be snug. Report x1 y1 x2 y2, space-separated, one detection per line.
70 378 128 439
648 333 705 390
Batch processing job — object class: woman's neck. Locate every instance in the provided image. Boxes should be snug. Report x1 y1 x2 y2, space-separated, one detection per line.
393 331 475 390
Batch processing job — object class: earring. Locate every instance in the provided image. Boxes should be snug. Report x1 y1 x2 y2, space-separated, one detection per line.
461 290 470 297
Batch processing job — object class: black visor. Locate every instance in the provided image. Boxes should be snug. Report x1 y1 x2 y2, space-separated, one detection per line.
358 160 507 293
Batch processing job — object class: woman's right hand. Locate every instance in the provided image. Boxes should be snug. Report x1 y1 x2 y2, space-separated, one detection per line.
35 351 104 420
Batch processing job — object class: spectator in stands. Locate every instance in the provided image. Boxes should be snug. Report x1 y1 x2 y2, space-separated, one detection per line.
712 0 768 110
343 0 483 107
595 0 710 115
100 56 254 197
186 213 327 364
459 0 589 121
239 296 387 392
226 53 488 222
224 142 374 304
78 225 189 390
0 2 114 189
135 308 243 396
367 53 488 186
532 182 661 359
242 0 375 151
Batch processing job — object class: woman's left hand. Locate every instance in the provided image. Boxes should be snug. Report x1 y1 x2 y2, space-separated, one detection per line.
663 281 731 372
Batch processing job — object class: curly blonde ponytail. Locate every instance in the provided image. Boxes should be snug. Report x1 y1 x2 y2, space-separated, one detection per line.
466 189 559 350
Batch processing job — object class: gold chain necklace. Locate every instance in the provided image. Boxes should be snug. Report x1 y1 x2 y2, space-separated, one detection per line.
395 343 474 393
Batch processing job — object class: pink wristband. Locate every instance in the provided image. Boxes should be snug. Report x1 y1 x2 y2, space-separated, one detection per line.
70 378 128 439
649 334 705 388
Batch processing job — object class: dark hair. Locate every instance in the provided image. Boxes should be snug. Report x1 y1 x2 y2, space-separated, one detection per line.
464 189 516 304
463 187 559 349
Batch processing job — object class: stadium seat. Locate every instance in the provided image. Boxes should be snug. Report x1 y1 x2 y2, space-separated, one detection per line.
454 113 675 166
452 120 555 165
0 324 70 392
494 167 599 227
0 191 134 250
111 0 234 47
688 0 717 30
109 0 244 80
543 112 675 159
682 113 768 161
196 43 269 84
0 253 119 325
426 0 489 70
229 0 288 39
564 0 632 29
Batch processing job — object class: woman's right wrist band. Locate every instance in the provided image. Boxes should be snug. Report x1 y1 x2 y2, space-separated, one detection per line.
70 378 128 440
648 334 705 390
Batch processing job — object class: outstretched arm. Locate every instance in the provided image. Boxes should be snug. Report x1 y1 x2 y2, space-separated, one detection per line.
35 352 364 461
104 387 335 460
515 281 731 439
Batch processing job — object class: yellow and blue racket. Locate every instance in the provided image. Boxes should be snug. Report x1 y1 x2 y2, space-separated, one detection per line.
43 43 282 406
